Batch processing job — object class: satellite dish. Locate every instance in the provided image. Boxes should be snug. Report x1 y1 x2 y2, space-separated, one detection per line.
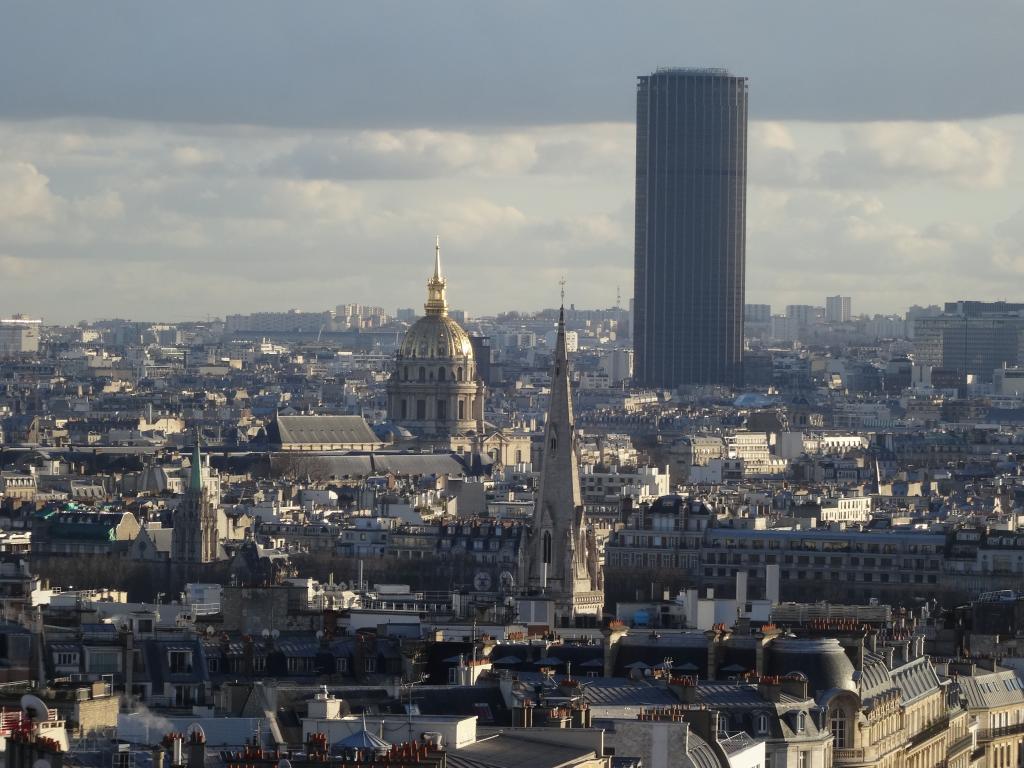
271 629 280 639
278 760 293 768
336 581 349 591
186 723 206 741
206 625 216 636
21 694 50 721
261 629 271 639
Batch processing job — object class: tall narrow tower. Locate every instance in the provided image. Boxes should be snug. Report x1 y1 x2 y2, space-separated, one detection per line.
633 68 748 387
526 304 603 625
171 436 218 564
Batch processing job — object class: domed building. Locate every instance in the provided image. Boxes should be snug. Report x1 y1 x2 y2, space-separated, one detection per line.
386 240 485 437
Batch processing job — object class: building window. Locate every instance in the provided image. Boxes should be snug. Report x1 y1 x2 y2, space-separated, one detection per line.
438 367 446 381
400 400 408 419
448 667 460 684
457 366 464 381
757 714 769 734
418 366 426 382
796 711 806 733
207 657 219 673
253 655 266 673
437 399 447 421
416 399 426 420
365 657 377 673
458 399 465 420
830 708 848 748
174 685 199 708
287 657 314 674
168 650 193 674
797 753 806 768
56 652 78 667
336 657 349 674
89 650 120 675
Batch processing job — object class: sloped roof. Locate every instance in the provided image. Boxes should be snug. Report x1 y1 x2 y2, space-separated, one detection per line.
270 415 381 446
958 669 1024 710
890 656 940 705
335 728 391 749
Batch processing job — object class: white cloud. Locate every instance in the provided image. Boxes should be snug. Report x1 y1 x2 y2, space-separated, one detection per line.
817 121 1012 189
0 115 1022 321
0 161 57 221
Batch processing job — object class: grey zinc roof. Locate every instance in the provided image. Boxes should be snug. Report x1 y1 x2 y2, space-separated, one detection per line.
959 670 1024 710
274 415 381 446
311 455 375 477
447 732 596 768
890 656 941 704
372 454 466 476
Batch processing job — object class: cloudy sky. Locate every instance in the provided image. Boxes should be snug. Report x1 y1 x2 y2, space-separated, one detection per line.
1 1 1023 323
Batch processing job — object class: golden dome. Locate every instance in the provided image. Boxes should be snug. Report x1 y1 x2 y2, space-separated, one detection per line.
400 313 474 360
398 237 475 361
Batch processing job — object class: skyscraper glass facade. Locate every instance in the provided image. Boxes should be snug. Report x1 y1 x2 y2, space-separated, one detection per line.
633 68 748 386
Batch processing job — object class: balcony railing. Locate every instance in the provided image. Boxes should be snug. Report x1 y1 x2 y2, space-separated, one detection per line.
909 715 949 748
978 722 1024 741
947 733 974 756
833 747 866 761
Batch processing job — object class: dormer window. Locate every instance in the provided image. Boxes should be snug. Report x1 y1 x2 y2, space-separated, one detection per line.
796 711 806 733
168 650 193 674
757 713 769 734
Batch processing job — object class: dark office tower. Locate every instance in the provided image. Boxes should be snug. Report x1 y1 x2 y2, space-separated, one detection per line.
633 68 748 387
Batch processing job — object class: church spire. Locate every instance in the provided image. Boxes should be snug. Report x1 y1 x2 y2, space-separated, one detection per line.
189 430 203 492
424 235 448 316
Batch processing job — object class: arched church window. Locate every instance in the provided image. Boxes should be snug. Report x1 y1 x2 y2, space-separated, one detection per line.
458 400 465 420
550 437 556 452
457 366 463 381
543 531 552 564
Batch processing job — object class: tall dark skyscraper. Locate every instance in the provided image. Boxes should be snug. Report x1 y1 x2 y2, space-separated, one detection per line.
633 68 748 387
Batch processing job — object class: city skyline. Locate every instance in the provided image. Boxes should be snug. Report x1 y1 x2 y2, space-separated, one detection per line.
1 2 1023 323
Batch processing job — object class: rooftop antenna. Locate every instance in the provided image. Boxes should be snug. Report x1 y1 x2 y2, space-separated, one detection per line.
616 285 621 309
559 276 566 308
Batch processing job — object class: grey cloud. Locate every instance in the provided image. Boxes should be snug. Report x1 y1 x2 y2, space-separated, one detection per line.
1 1 1022 129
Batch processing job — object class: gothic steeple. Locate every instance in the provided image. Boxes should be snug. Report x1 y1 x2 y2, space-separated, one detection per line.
189 431 203 493
526 291 603 624
172 430 218 565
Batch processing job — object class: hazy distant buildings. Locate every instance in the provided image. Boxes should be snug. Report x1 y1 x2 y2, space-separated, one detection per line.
0 316 41 356
225 309 333 334
633 68 748 387
826 295 852 323
744 304 771 324
914 301 1024 382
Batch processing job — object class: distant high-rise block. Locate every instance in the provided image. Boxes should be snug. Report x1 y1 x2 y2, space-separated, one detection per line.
633 68 747 387
826 295 852 324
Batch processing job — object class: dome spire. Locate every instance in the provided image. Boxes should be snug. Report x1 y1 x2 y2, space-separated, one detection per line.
425 235 448 316
434 234 443 282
